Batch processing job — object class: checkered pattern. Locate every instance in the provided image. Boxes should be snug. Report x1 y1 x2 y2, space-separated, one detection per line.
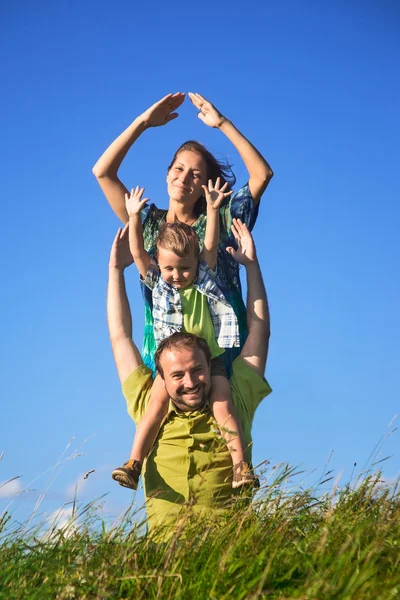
143 259 240 349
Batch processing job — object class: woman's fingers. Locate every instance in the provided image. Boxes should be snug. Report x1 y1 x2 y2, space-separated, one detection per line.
167 93 185 112
159 92 184 107
188 92 200 105
192 92 208 104
189 92 211 114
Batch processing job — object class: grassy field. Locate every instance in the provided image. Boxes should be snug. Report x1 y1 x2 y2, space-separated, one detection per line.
1 462 399 600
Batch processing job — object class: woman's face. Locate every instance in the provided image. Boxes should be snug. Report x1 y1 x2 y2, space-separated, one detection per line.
167 150 208 207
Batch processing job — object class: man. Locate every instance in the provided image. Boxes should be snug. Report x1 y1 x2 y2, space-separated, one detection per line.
107 218 272 535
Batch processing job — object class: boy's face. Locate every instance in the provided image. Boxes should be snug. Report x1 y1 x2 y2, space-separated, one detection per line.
157 247 198 289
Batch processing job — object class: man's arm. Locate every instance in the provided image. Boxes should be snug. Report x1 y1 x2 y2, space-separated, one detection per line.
107 226 143 384
226 219 270 377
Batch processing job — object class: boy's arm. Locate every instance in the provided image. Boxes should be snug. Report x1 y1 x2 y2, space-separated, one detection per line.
202 178 233 270
108 226 144 384
227 219 270 377
125 187 151 278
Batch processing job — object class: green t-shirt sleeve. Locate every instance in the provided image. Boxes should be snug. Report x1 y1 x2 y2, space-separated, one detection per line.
230 357 272 427
122 365 154 424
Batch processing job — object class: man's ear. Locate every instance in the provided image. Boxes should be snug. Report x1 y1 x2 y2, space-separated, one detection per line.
162 379 166 388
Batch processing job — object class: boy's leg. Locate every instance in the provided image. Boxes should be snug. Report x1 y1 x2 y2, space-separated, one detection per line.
210 374 259 489
112 374 169 489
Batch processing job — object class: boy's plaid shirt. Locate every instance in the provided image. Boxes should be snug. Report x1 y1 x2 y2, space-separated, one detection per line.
143 258 240 349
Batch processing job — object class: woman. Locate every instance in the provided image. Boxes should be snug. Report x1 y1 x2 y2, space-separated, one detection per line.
93 92 273 372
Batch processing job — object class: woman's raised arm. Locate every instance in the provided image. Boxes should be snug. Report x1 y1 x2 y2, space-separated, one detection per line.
188 92 273 205
93 93 185 223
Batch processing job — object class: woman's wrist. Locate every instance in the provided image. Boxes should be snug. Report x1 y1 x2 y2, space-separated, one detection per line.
133 114 150 132
217 117 231 131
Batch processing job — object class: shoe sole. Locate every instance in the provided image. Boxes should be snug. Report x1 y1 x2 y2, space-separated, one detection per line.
232 479 258 489
111 472 138 490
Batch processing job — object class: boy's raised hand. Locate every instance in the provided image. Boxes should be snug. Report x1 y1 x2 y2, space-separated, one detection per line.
202 177 233 210
226 219 257 265
125 186 150 217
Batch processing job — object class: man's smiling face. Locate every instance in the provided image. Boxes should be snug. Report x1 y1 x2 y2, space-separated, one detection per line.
159 346 212 412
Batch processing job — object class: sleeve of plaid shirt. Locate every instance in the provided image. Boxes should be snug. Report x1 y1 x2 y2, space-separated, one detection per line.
198 259 218 282
142 257 160 291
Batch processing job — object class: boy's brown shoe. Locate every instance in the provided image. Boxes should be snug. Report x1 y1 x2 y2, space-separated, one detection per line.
232 461 260 489
112 460 142 490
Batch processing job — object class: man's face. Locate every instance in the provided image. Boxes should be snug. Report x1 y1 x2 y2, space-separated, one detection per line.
159 346 212 412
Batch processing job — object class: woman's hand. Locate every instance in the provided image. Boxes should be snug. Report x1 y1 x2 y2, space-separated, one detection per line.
226 219 257 265
109 224 134 271
125 186 150 217
188 92 226 128
141 93 185 127
202 177 232 210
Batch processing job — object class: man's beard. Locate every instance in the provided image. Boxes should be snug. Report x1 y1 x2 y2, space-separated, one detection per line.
169 382 208 412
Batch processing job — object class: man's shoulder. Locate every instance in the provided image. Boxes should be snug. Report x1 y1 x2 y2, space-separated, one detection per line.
122 365 154 423
230 356 272 413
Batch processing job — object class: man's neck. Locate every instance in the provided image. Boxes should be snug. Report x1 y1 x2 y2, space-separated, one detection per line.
171 399 209 414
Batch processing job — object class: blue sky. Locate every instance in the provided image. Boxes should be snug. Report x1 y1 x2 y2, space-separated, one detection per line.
1 0 399 526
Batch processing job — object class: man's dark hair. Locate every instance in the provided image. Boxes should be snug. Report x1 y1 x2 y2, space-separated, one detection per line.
155 332 212 378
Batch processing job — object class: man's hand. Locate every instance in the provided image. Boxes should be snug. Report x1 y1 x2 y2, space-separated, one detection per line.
188 92 226 128
141 93 185 128
109 224 134 271
226 219 257 265
202 177 233 210
125 186 150 217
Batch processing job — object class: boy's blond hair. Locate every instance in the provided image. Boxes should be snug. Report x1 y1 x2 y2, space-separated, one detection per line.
156 222 200 258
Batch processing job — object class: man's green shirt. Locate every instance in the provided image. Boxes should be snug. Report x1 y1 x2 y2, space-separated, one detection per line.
122 357 272 536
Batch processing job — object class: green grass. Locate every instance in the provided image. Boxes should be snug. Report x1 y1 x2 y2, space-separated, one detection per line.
1 464 399 599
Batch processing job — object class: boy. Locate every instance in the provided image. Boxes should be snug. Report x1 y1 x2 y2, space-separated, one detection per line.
112 179 257 490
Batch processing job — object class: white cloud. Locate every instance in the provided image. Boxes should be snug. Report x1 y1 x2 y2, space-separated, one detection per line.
65 473 89 497
0 478 23 498
45 507 77 539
